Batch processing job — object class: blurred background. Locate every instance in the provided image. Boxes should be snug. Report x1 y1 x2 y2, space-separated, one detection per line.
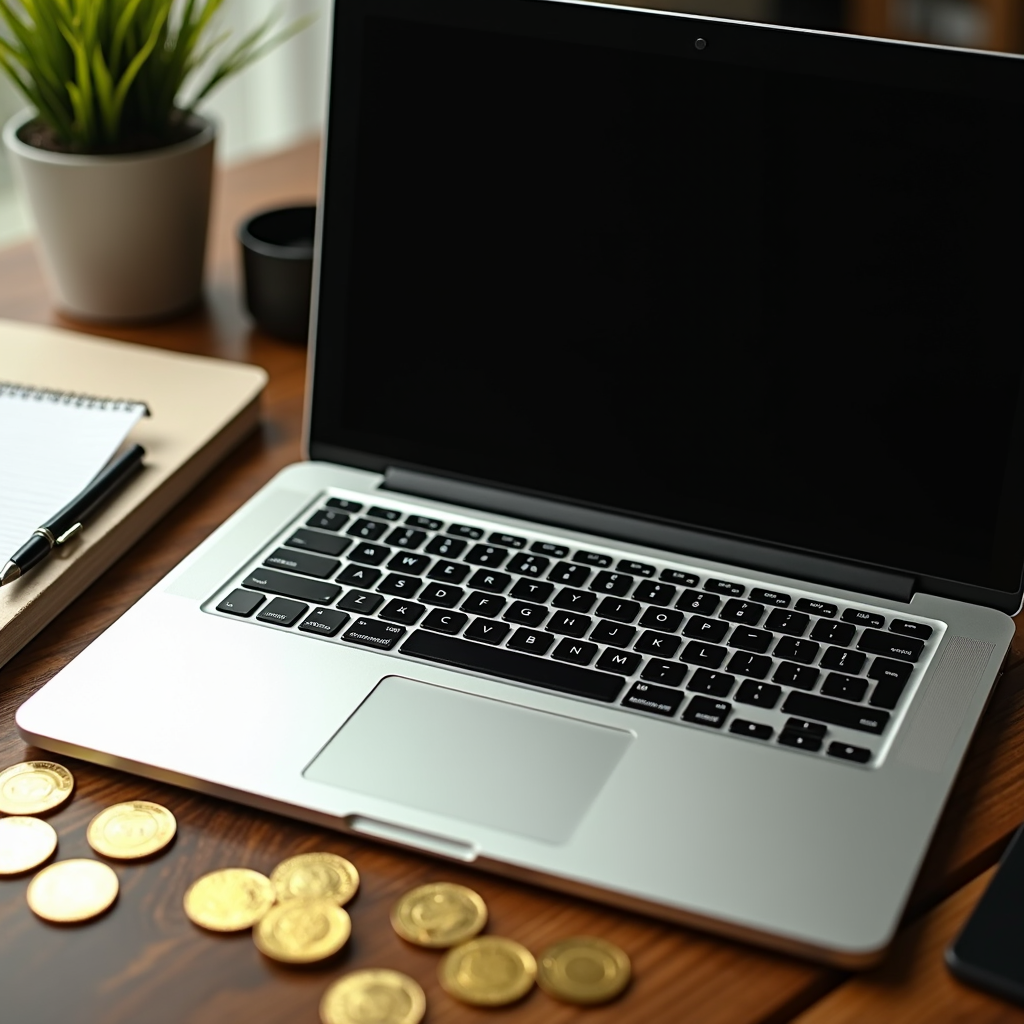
0 0 1020 246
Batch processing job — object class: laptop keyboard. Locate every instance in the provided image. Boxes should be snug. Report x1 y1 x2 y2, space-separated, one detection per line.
206 494 944 768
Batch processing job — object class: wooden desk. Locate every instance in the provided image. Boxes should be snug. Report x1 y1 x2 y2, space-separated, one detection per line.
1 141 1023 1024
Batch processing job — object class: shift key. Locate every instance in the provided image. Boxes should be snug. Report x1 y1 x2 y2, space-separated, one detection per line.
781 691 890 734
242 568 341 605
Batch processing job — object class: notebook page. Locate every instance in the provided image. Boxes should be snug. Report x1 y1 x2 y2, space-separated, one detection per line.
0 387 146 561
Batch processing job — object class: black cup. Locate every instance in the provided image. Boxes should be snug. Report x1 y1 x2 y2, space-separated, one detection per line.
239 205 316 343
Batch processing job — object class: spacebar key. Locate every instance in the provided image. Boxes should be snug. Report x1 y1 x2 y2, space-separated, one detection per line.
401 631 626 702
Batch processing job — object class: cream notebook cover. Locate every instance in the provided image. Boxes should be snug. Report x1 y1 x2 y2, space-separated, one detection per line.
0 319 267 672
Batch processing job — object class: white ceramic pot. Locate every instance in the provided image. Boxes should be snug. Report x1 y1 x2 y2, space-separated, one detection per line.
2 110 215 322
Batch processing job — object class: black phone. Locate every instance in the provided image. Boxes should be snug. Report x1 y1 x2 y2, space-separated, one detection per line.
946 825 1024 1005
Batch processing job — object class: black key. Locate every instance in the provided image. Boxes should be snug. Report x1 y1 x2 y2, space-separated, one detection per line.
510 579 554 603
726 652 772 679
589 621 636 648
504 601 549 627
890 619 933 640
217 589 264 617
368 506 401 521
820 647 867 674
720 599 765 625
784 718 827 737
633 581 676 606
779 732 822 753
406 514 442 530
618 559 655 577
427 560 470 584
506 553 550 577
638 607 684 633
326 497 362 513
705 578 744 596
680 641 728 669
683 616 729 643
729 627 773 653
285 529 352 557
467 570 512 593
419 582 464 608
810 620 857 646
676 590 720 615
338 590 384 614
549 562 591 587
336 564 382 588
821 672 869 702
661 569 700 587
773 662 820 690
425 535 467 558
781 691 890 733
764 609 810 637
682 696 731 729
379 599 425 625
306 509 349 532
387 552 431 575
573 550 613 568
552 638 598 666
378 573 423 598
507 628 555 655
488 532 526 549
827 742 872 764
465 545 508 568
634 631 681 658
386 527 427 549
622 682 685 717
347 518 388 541
546 610 592 638
843 608 885 629
858 628 924 663
795 598 837 617
773 636 819 664
348 543 391 566
422 608 468 635
343 617 405 650
243 569 341 606
531 542 569 558
687 668 735 698
595 598 640 623
447 524 484 540
735 679 782 708
641 659 687 686
551 588 597 612
869 658 913 709
464 618 511 645
598 649 643 675
590 572 634 596
461 592 506 617
751 588 791 607
298 607 350 637
730 719 773 740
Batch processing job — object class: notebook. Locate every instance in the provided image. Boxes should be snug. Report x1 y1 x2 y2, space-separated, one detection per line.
16 0 1023 966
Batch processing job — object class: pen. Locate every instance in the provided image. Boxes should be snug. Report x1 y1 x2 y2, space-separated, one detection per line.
0 443 146 587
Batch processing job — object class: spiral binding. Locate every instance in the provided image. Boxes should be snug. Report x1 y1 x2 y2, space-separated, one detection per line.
0 381 150 416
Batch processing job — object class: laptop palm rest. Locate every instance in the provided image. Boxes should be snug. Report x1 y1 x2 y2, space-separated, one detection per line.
304 675 633 844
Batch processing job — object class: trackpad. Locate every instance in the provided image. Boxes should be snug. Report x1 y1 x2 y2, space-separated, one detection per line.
304 676 633 844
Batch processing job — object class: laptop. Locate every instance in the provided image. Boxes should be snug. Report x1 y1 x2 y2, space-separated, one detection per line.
16 0 1024 966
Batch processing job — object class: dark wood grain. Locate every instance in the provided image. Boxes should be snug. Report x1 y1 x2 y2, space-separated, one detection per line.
0 140 1022 1024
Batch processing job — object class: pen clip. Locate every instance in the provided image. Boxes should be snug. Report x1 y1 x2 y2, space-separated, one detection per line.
55 523 83 546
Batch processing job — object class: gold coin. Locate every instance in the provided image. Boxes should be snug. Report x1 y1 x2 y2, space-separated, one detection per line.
320 969 426 1024
183 867 276 932
536 936 631 1004
0 816 58 875
26 859 118 923
87 801 177 859
390 882 487 948
253 898 352 964
271 851 359 906
0 761 74 815
439 936 536 1007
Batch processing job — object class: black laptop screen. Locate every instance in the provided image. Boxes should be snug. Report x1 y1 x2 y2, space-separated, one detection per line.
312 0 1024 599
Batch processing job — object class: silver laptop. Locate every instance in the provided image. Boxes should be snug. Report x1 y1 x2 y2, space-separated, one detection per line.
17 0 1024 965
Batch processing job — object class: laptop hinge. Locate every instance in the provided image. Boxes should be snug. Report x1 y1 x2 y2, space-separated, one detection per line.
383 468 916 603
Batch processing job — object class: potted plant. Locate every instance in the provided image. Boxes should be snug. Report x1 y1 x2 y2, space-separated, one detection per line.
0 0 305 322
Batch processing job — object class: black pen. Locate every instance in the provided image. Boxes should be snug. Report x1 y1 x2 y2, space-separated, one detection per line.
0 443 146 587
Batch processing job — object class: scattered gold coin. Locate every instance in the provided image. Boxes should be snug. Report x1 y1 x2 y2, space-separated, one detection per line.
391 882 488 948
271 851 359 906
320 968 426 1024
439 935 537 1007
254 897 352 964
0 761 74 815
183 867 276 932
27 858 118 923
87 800 177 860
536 936 631 1004
0 816 58 875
